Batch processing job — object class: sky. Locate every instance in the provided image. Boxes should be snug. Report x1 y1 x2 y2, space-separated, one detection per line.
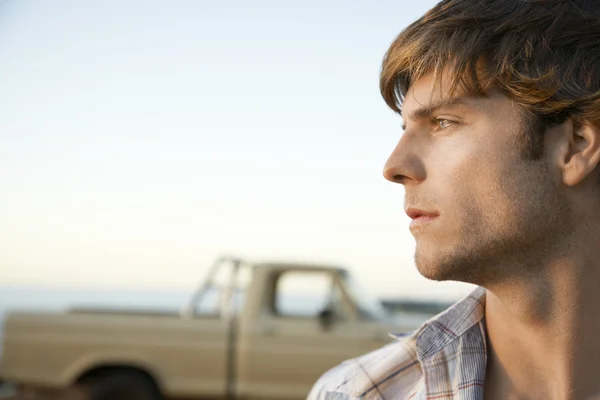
0 0 475 301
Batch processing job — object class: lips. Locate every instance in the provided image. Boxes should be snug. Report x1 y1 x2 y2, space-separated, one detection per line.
405 207 439 230
405 208 439 220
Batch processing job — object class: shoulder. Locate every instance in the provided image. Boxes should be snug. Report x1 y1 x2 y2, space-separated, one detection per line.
307 287 488 399
306 333 422 400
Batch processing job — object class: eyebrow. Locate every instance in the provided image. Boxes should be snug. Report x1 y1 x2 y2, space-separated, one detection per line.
400 96 473 130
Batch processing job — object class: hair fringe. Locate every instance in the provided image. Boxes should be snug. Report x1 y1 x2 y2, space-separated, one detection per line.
380 0 600 128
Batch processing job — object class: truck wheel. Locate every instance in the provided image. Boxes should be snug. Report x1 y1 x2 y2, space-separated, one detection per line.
88 370 163 400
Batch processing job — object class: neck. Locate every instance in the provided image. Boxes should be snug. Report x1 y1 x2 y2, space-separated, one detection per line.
483 226 600 400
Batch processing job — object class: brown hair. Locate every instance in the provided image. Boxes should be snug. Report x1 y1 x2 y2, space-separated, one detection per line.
380 0 600 132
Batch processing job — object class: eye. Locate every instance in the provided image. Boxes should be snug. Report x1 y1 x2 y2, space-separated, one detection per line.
436 118 454 129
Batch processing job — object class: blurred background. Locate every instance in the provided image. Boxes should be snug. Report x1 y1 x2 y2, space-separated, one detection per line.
0 0 474 314
0 1 477 398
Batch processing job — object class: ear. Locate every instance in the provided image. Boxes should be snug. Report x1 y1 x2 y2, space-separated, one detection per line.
559 120 600 187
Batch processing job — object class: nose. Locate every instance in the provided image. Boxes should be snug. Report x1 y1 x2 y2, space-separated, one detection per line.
383 133 426 185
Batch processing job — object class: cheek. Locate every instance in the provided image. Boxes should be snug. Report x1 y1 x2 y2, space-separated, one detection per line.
427 137 512 227
428 136 485 196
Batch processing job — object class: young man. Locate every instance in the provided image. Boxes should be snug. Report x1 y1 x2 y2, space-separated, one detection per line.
308 1 600 399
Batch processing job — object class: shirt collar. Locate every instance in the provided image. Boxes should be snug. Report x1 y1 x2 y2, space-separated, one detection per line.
390 286 487 360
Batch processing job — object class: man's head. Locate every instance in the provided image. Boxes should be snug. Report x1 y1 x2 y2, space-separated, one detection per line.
381 0 600 286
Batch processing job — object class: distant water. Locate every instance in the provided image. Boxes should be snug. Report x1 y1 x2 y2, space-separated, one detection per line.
0 286 333 322
0 287 192 318
0 286 192 311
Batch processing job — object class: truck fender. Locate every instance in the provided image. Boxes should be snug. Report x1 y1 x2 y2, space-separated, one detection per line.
61 353 162 389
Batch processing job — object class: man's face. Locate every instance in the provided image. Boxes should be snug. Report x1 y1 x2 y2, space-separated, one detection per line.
384 72 570 285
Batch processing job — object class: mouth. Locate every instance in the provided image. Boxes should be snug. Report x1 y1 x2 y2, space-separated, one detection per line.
405 208 439 229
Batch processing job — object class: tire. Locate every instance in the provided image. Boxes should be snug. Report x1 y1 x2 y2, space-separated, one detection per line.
88 370 163 400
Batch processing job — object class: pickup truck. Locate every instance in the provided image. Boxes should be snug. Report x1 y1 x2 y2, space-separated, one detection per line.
0 257 426 400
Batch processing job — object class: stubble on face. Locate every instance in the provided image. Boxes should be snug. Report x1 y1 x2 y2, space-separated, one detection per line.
414 157 569 287
403 85 572 287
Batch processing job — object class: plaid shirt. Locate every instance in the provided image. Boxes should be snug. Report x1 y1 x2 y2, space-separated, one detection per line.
307 287 487 400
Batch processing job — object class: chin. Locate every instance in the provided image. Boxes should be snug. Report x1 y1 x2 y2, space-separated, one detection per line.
415 262 456 282
414 247 484 285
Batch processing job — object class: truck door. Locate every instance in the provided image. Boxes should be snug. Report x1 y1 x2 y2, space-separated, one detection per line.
236 269 360 400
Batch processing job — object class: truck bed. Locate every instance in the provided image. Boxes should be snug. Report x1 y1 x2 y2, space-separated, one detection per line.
1 310 230 398
68 307 182 318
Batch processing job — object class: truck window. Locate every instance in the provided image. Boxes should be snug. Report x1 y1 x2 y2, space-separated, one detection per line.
193 263 252 317
273 271 346 319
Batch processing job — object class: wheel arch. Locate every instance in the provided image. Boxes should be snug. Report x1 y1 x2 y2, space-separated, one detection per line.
67 355 164 395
